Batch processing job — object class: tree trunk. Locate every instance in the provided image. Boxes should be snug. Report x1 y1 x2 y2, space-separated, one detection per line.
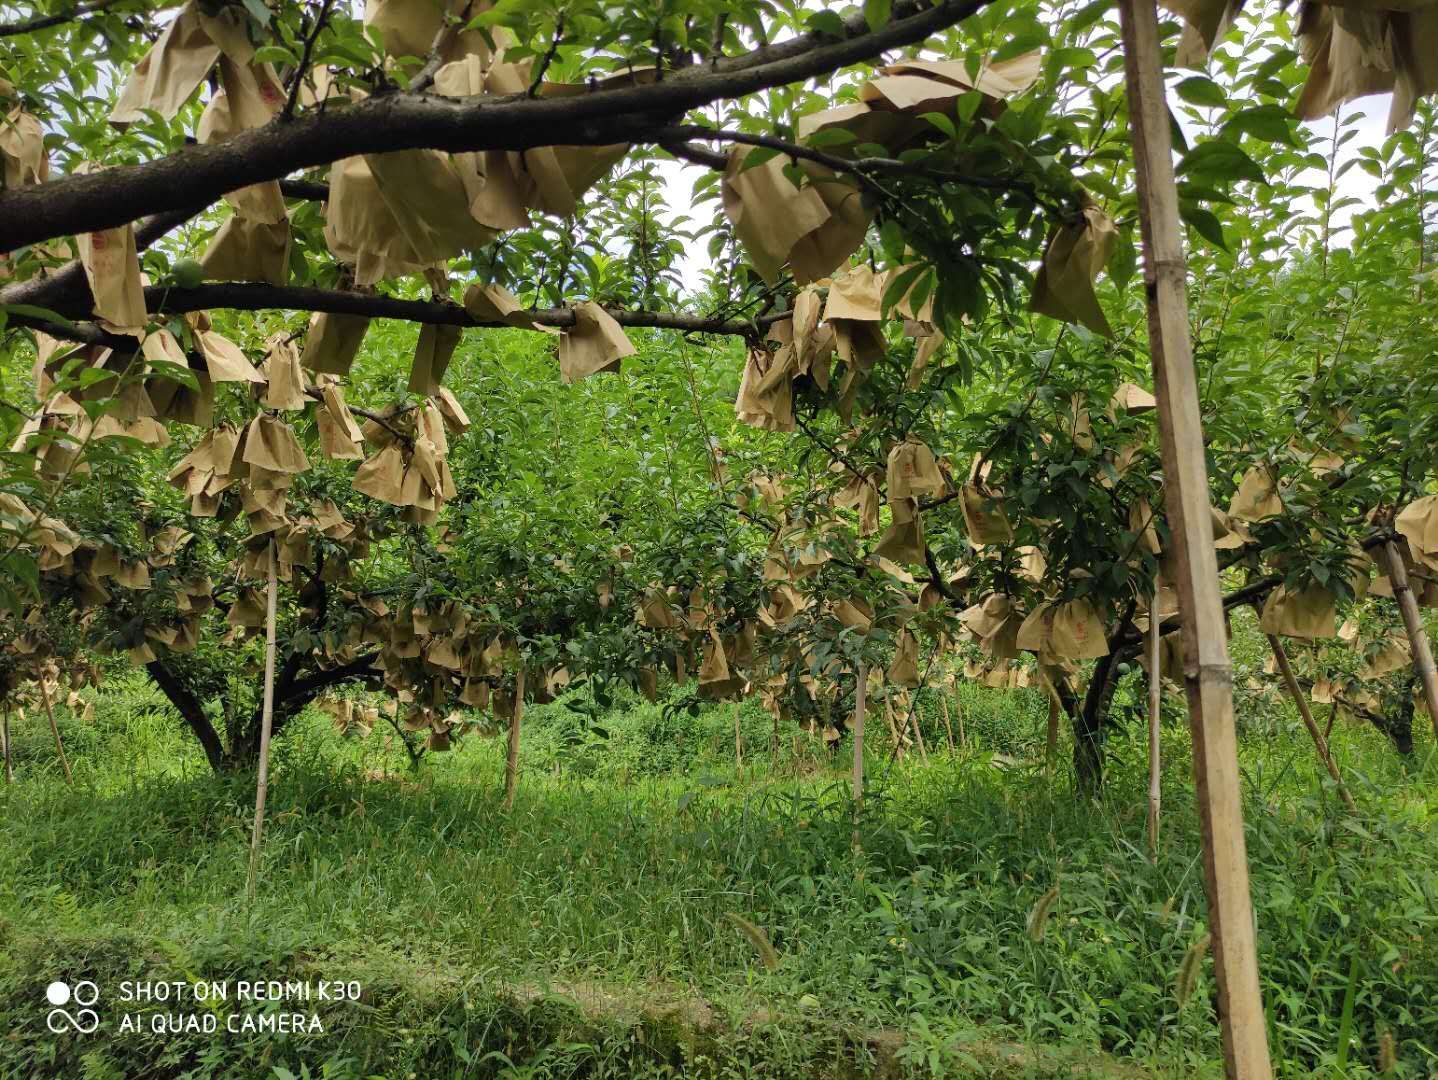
504 666 526 810
1382 541 1438 741
146 660 228 774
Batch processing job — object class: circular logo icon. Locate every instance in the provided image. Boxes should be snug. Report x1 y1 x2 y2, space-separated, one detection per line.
46 981 99 1034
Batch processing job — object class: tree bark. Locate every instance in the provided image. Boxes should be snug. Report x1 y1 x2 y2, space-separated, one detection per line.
0 0 998 251
145 659 228 774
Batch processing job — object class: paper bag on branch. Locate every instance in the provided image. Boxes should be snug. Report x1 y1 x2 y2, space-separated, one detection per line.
1396 494 1438 567
786 163 873 285
1228 464 1282 523
302 311 370 376
887 436 945 501
242 415 309 475
409 323 463 395
76 222 147 329
193 320 263 383
735 345 795 432
324 156 437 284
261 335 307 411
365 149 496 263
1109 382 1157 416
874 497 926 565
201 214 291 286
1258 583 1336 640
0 104 48 189
887 629 921 688
1359 635 1411 680
1030 201 1117 337
1017 599 1110 661
721 146 831 284
559 302 635 383
860 52 1041 116
109 1 231 124
317 385 366 461
1159 0 1240 66
463 282 533 328
961 481 1011 547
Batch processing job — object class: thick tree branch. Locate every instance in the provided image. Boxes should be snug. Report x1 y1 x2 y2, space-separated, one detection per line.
0 0 132 38
145 658 227 773
22 283 795 345
0 178 326 314
0 0 995 251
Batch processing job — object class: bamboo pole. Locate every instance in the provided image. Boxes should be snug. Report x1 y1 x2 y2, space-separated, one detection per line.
1118 0 1273 1074
1266 635 1356 812
246 540 279 900
1148 594 1163 859
733 702 744 774
852 662 866 853
939 693 956 751
1381 542 1438 741
906 694 929 762
883 693 904 757
953 692 967 748
1 708 12 784
38 678 72 786
503 665 526 810
1045 694 1060 769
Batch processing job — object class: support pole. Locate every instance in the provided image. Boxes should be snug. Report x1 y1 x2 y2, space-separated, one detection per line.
1148 594 1163 859
733 701 744 774
1381 542 1438 741
2 708 12 783
1266 635 1356 811
38 678 73 786
1045 694 1060 769
939 693 956 751
503 665 526 810
852 662 866 853
246 539 279 900
1117 0 1273 1074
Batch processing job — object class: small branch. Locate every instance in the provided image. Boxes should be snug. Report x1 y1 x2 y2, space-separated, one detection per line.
283 0 337 122
529 13 565 97
0 0 129 38
409 20 456 94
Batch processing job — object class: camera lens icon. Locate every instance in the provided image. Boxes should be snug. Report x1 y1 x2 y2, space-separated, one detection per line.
45 980 99 1034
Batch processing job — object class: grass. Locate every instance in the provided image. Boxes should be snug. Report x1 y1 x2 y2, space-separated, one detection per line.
0 664 1434 1078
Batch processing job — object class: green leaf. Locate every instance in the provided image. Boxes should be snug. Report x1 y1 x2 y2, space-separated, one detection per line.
804 127 857 148
1175 76 1226 109
1222 105 1299 146
1178 140 1267 186
1180 204 1228 250
920 111 956 139
240 0 272 27
863 0 892 32
806 10 846 36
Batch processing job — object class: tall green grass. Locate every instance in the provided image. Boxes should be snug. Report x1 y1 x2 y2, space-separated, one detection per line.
0 669 1433 1077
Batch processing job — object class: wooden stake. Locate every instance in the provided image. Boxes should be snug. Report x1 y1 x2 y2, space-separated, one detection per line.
246 540 279 900
939 693 956 751
503 665 526 810
1381 542 1438 741
1266 635 1357 812
38 678 72 786
1045 693 1060 769
852 662 866 853
1148 594 1163 860
906 695 929 762
1118 0 1273 1073
953 692 967 748
1 709 12 784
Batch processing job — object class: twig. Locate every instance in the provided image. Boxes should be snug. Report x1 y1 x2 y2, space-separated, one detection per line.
529 14 565 97
282 0 337 122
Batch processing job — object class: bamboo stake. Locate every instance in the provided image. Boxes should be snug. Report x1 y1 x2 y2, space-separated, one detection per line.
1045 694 1060 769
38 678 72 786
939 694 956 751
1148 594 1163 860
883 694 904 757
1381 542 1438 741
503 665 526 810
733 701 744 774
906 695 929 762
1118 0 1273 1073
246 540 279 900
2 708 12 784
1266 635 1357 812
852 662 866 853
953 692 967 748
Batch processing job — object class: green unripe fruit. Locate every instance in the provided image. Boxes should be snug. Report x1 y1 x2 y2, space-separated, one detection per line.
170 257 204 289
1116 662 1132 676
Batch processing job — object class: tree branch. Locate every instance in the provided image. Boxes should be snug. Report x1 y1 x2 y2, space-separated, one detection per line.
0 0 996 251
23 282 795 344
145 658 228 773
0 0 132 38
